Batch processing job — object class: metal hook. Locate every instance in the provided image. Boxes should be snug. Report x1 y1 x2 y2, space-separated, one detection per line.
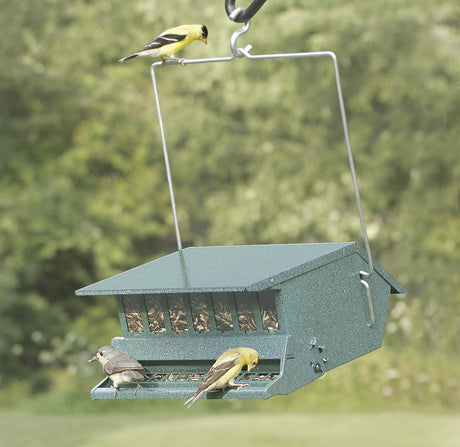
359 270 375 327
230 20 253 57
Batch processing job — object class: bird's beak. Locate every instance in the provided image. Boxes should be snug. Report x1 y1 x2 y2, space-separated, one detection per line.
203 37 207 45
247 364 255 372
88 356 97 363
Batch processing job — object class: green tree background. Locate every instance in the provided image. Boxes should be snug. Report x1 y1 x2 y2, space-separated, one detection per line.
0 0 458 412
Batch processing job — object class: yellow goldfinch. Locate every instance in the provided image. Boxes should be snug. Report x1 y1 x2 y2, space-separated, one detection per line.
119 24 208 64
184 347 259 409
88 345 148 397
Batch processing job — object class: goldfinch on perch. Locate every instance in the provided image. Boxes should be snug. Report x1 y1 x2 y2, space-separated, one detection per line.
119 24 208 64
185 347 259 408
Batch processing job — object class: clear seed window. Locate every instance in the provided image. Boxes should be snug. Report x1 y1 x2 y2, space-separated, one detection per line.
119 291 279 336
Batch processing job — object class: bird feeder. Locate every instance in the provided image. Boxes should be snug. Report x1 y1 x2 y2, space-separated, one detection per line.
77 243 404 400
77 7 405 400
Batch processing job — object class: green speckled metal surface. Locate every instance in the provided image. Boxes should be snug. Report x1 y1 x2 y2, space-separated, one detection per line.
78 243 405 400
76 243 404 295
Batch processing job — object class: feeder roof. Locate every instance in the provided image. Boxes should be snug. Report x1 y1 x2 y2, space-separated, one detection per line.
76 242 405 296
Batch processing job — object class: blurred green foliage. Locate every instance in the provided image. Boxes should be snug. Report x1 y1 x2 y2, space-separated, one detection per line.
0 0 458 411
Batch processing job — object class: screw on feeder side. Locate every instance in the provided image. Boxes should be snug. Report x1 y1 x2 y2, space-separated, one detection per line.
311 362 323 375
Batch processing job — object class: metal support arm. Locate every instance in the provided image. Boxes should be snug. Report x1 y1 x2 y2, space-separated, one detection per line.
150 22 375 313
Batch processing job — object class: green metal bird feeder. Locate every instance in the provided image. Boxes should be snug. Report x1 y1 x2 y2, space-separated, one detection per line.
77 2 405 401
78 243 404 400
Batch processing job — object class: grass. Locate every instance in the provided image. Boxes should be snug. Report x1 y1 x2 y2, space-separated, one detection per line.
2 413 459 447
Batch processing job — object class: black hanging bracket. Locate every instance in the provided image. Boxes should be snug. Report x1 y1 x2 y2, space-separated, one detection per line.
225 0 268 22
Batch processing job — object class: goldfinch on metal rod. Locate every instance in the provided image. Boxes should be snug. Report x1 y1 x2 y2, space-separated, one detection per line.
119 24 208 64
185 347 259 409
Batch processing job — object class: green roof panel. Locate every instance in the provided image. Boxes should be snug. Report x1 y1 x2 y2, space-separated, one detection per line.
76 242 404 295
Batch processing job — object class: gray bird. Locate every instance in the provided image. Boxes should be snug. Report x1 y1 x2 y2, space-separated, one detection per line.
88 345 148 397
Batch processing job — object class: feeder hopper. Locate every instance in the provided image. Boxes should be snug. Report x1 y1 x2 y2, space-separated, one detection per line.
76 242 404 400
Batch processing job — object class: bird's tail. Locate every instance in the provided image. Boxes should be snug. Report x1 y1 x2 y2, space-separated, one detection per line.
184 390 206 409
118 53 138 63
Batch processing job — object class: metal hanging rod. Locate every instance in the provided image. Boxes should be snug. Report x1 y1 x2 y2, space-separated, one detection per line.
149 21 374 282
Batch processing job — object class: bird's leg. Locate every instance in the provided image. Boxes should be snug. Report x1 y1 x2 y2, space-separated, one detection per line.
161 57 166 64
167 55 186 66
134 382 143 397
227 378 249 392
113 385 119 399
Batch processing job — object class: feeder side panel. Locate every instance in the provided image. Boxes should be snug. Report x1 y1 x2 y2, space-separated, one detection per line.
266 253 391 396
111 334 289 364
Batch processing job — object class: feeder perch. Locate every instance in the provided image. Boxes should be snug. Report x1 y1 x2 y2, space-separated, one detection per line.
76 242 404 400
